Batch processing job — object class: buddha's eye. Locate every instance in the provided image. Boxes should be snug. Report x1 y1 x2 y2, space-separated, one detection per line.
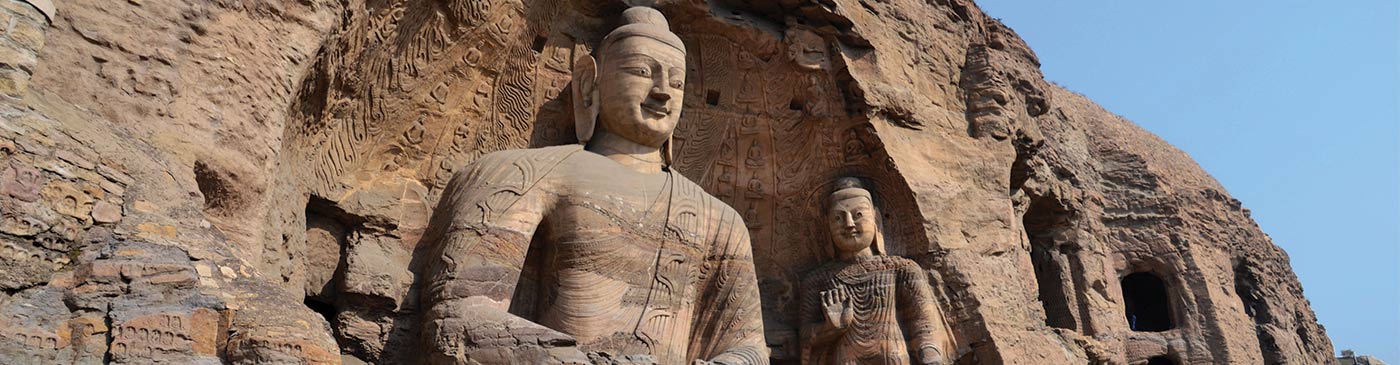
668 68 685 89
625 66 651 77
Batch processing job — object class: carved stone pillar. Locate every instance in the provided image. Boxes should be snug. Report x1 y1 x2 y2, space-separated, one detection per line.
0 0 52 97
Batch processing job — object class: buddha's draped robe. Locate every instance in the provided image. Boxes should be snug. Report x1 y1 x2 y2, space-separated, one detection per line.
420 145 767 365
799 255 942 365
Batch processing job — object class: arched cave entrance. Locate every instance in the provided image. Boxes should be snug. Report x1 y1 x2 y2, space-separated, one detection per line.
1122 272 1173 332
1146 355 1177 365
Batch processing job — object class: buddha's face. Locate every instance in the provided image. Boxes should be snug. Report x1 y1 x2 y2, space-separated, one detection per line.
596 36 686 148
828 196 877 254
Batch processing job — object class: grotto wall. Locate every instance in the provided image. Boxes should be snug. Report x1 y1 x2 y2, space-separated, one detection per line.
0 0 1331 364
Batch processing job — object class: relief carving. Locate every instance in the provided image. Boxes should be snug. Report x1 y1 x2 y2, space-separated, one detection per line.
785 26 831 72
0 160 41 202
961 39 1053 203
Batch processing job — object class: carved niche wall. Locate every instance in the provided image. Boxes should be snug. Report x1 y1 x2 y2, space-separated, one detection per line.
663 16 940 360
267 0 944 362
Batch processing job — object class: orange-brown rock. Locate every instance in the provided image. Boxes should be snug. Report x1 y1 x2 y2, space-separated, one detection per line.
0 0 1333 364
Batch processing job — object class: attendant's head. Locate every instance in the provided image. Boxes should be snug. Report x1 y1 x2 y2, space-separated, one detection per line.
827 177 882 257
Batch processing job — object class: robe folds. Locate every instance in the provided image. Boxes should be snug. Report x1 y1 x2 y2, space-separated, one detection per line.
799 255 942 365
420 145 767 365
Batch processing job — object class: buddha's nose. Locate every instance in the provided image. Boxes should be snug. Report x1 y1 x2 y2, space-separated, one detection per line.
649 87 671 102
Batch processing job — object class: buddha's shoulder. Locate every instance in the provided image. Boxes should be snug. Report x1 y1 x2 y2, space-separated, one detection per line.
875 255 918 266
867 255 925 275
803 256 922 279
669 174 742 215
471 145 584 168
448 145 584 188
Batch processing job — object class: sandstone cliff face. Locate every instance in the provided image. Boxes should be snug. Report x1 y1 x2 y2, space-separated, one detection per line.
0 0 1332 364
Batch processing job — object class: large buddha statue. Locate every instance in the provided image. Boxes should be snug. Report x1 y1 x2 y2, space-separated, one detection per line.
799 178 947 365
416 7 767 365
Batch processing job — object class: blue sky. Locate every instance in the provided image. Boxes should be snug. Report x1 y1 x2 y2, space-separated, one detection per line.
977 0 1400 361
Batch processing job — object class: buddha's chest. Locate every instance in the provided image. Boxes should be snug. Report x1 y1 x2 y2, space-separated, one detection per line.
535 167 715 300
535 192 710 353
818 265 902 308
542 201 706 275
542 173 710 251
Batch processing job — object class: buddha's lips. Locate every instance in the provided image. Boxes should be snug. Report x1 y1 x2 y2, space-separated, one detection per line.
641 102 671 117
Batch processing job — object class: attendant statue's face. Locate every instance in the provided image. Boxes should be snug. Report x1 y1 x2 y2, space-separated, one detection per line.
596 36 686 148
828 196 877 254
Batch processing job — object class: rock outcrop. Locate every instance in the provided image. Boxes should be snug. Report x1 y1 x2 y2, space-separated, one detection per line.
0 0 1332 364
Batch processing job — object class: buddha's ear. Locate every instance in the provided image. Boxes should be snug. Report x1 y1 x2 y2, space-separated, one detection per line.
572 54 599 144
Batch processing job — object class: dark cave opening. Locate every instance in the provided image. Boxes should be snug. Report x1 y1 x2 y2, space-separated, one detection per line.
1024 197 1077 330
1235 259 1285 364
1146 355 1177 365
304 296 338 327
1031 243 1075 330
1122 272 1173 332
531 35 547 53
304 195 356 300
301 196 372 360
1233 260 1272 322
302 199 344 334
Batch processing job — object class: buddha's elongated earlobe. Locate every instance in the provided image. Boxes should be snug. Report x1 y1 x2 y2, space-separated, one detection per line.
572 54 599 144
870 195 885 256
872 218 887 256
662 137 674 168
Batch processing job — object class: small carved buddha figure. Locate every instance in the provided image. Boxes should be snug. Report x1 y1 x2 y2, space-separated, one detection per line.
417 7 766 365
799 178 945 365
745 141 765 168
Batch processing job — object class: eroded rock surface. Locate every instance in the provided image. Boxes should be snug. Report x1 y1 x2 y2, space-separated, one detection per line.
0 0 1332 363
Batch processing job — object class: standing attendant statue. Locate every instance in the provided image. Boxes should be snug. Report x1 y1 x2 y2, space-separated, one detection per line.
799 178 946 365
417 7 766 365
